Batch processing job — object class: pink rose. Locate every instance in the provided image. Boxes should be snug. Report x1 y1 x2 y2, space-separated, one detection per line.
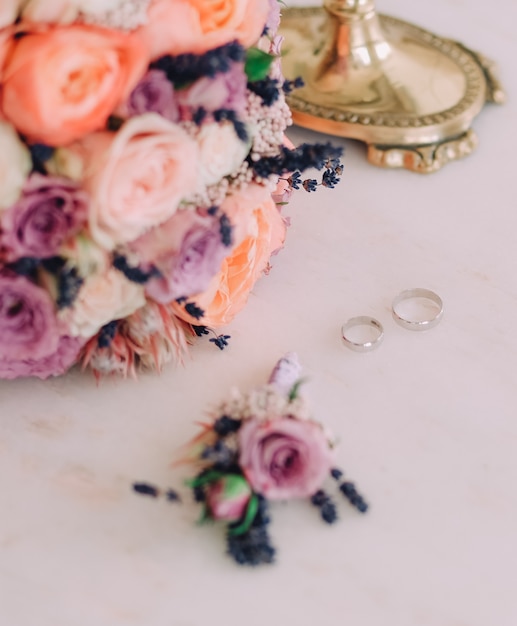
74 113 200 249
131 209 230 303
206 475 252 522
238 417 333 500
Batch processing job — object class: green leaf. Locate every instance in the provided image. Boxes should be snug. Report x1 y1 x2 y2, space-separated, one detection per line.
288 378 307 402
245 48 276 82
185 470 225 489
227 494 259 536
197 504 212 526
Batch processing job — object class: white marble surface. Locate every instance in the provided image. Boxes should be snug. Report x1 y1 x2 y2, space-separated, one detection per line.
1 1 516 625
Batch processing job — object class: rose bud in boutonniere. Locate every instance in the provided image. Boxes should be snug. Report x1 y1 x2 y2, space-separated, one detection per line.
206 475 252 522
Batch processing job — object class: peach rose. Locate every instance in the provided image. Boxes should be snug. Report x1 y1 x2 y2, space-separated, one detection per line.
172 184 286 327
137 0 270 60
74 113 200 249
1 25 148 146
66 267 146 338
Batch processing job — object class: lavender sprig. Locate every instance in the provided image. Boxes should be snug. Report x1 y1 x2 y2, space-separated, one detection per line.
250 143 343 179
151 41 246 85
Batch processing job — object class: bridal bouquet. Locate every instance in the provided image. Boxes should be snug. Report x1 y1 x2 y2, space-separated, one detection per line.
0 0 343 380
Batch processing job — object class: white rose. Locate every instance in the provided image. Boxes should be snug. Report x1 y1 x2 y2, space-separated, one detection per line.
197 122 249 186
67 268 145 338
0 121 32 211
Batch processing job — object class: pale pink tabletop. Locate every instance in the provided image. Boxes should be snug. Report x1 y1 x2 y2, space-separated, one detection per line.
1 1 516 625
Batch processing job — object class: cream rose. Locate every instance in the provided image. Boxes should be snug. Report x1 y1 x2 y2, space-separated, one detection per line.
0 121 32 211
0 0 26 28
67 268 145 338
21 0 126 23
76 113 200 249
21 0 78 23
197 122 249 186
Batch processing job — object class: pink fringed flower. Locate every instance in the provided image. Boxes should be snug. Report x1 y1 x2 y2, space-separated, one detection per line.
81 301 192 378
125 301 192 371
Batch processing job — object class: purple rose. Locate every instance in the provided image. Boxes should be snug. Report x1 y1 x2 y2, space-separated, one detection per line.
124 70 179 122
206 475 252 522
177 63 247 116
238 417 333 500
132 210 230 304
0 174 88 261
0 274 59 362
0 335 84 380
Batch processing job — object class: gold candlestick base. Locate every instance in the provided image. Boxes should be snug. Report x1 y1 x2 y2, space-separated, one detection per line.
279 3 505 173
